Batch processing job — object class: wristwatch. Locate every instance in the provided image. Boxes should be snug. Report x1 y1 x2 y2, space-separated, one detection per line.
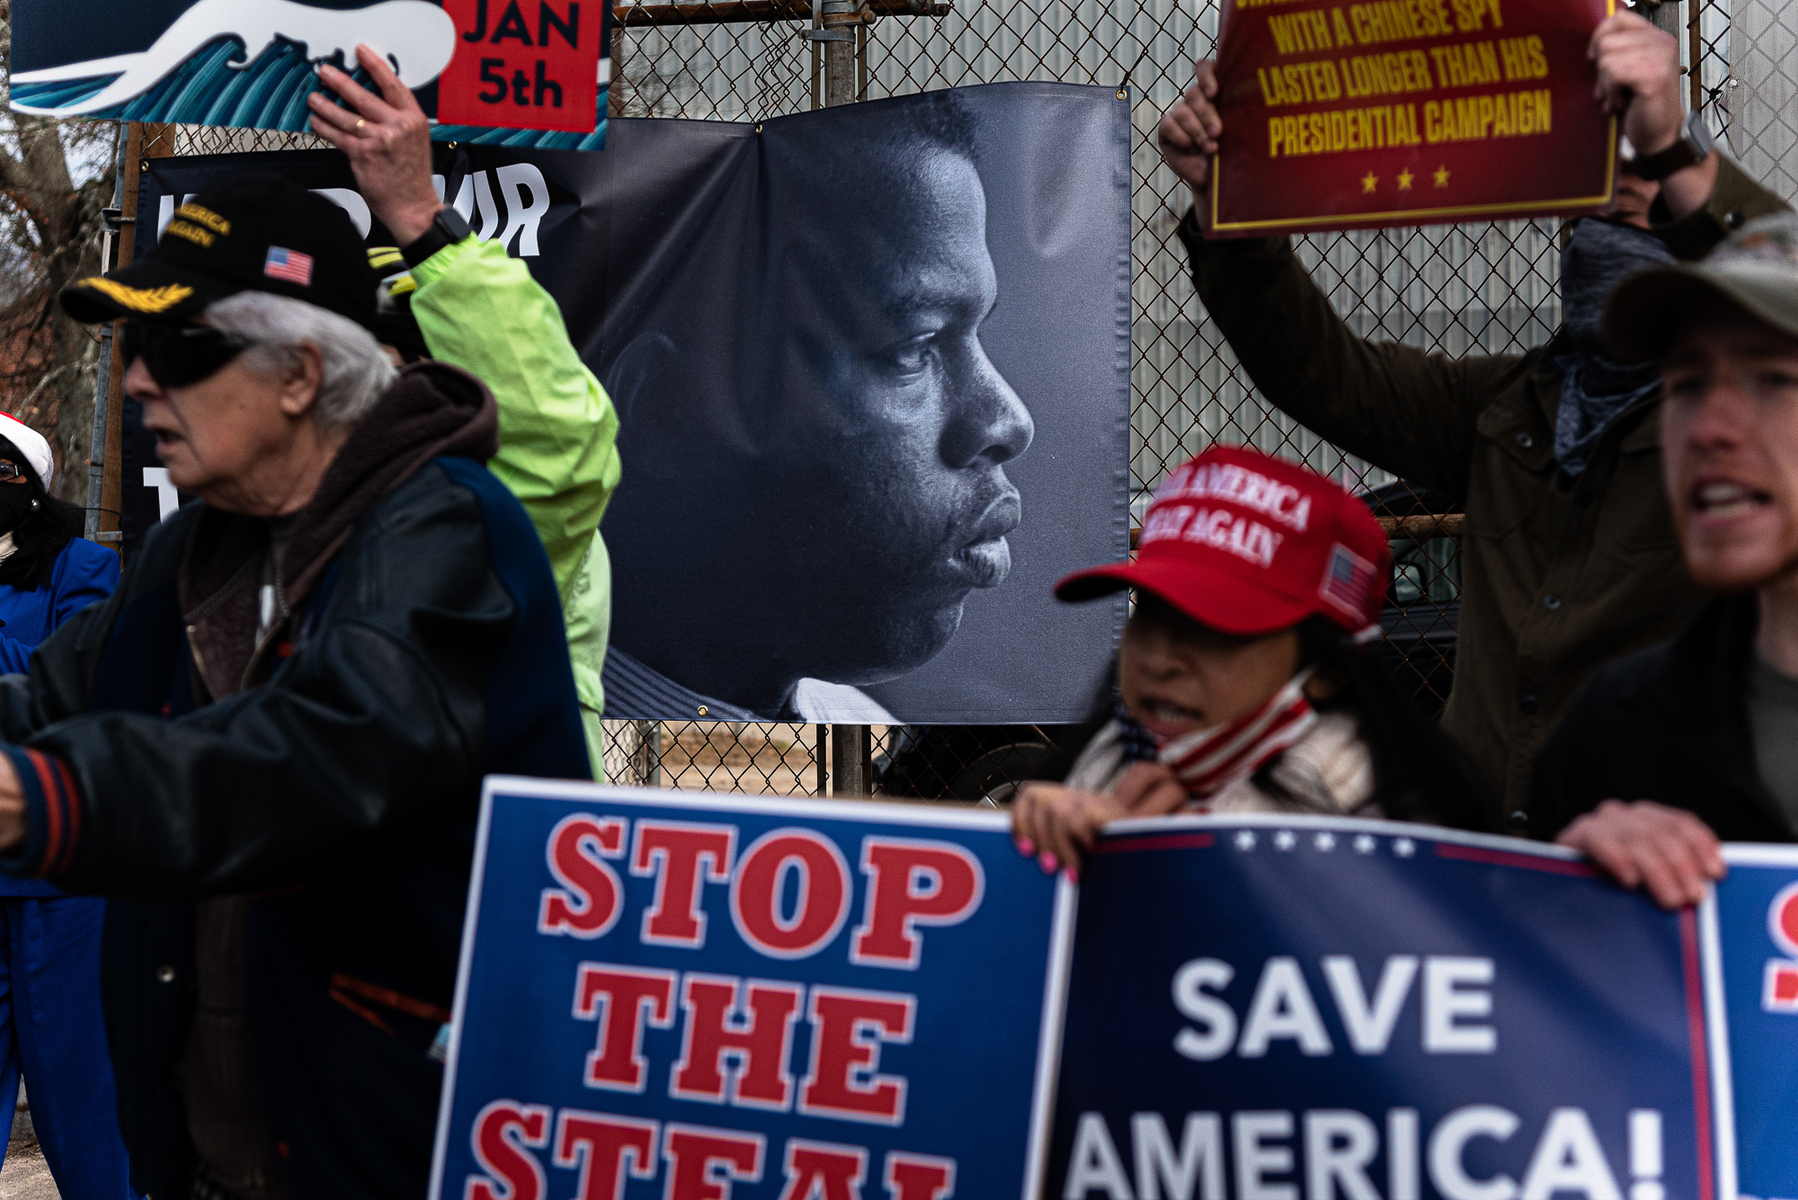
400 205 474 269
1629 111 1716 181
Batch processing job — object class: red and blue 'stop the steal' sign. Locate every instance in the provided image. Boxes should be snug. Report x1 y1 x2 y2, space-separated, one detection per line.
431 779 1074 1200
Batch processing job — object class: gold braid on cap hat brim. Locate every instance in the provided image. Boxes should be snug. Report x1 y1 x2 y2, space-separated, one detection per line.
74 277 194 314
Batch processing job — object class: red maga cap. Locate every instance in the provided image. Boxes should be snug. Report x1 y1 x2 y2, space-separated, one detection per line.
1056 445 1392 637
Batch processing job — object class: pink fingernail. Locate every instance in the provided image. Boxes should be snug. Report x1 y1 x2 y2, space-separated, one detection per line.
1063 867 1079 884
1038 852 1058 874
1016 838 1035 857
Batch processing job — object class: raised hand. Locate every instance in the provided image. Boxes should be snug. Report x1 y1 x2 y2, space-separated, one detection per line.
1589 11 1684 157
307 44 442 247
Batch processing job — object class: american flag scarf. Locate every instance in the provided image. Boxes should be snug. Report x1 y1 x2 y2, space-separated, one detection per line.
1156 668 1318 798
1115 698 1160 765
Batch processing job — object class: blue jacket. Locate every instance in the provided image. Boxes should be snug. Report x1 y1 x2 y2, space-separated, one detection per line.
0 537 121 675
0 537 119 898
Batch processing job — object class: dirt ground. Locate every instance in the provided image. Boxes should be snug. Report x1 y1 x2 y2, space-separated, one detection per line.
0 1148 54 1200
0 1109 54 1200
610 721 894 796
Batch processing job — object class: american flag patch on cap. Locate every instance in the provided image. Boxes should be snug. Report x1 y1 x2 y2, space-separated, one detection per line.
1319 542 1378 619
264 247 314 286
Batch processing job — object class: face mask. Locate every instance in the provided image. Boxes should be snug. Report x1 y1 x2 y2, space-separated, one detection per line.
1156 667 1318 799
1553 220 1677 476
0 484 36 533
1559 218 1676 356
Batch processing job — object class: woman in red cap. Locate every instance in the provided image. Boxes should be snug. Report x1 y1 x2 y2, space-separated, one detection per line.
1012 445 1490 878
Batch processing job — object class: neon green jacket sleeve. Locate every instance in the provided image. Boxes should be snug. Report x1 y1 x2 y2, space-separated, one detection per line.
409 236 621 594
408 236 621 772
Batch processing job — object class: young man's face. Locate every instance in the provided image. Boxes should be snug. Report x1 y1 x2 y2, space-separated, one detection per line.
1661 314 1798 591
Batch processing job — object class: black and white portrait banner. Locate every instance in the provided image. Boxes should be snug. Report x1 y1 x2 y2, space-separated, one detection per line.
129 82 1133 724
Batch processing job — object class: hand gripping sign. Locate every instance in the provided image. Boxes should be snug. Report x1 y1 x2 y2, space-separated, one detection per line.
1206 0 1617 235
431 779 1074 1200
1049 814 1723 1200
1698 845 1798 1200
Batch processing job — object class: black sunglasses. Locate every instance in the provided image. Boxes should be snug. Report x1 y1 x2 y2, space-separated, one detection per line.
123 322 255 389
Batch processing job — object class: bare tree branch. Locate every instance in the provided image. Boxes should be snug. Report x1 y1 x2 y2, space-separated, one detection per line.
0 0 116 502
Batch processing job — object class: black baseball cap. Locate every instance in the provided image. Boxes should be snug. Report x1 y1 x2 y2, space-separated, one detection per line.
61 173 377 330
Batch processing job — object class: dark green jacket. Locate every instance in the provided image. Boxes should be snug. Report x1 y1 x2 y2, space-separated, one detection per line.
1179 157 1787 831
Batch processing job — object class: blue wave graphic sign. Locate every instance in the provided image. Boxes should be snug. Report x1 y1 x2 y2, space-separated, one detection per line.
8 0 608 150
1050 815 1726 1200
430 779 1074 1200
1701 846 1798 1200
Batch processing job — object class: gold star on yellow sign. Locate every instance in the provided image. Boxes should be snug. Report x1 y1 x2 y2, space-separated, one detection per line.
1360 171 1378 194
1433 164 1451 188
1397 169 1415 191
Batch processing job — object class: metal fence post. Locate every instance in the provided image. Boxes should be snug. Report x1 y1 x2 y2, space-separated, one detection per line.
86 120 127 539
831 724 869 796
818 0 857 106
86 121 135 545
1645 0 1681 40
610 17 626 117
1687 0 1704 114
815 0 870 795
636 720 662 786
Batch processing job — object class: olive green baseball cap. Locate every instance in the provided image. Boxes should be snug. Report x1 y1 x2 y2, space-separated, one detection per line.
1605 213 1798 363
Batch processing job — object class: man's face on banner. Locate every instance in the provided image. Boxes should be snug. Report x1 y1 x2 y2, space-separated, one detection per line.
764 144 1035 685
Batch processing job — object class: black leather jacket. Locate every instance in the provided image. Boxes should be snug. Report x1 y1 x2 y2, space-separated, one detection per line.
0 410 588 1196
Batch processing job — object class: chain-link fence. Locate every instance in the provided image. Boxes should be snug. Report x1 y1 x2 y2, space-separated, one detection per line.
138 0 1766 799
